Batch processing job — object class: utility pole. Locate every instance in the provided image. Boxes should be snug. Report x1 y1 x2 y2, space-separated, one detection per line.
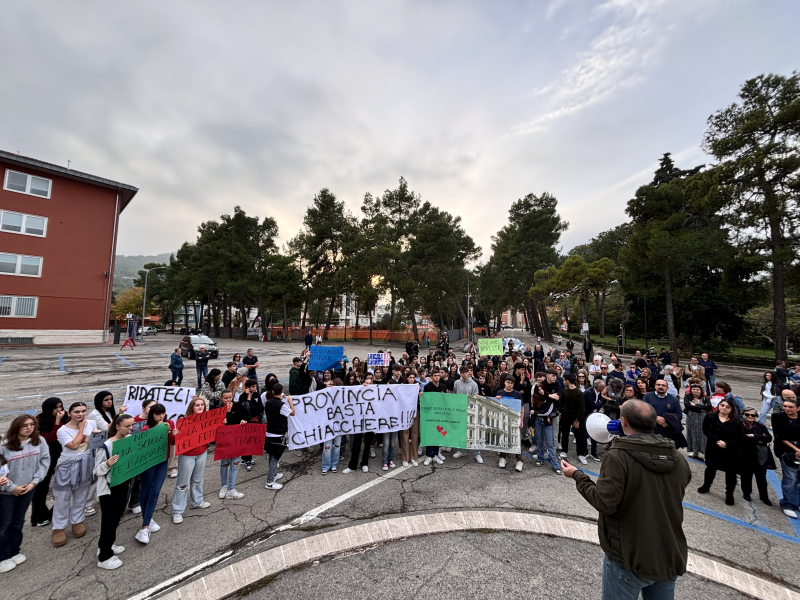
141 266 166 343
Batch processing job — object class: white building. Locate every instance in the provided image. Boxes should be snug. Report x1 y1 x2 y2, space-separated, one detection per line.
466 395 521 452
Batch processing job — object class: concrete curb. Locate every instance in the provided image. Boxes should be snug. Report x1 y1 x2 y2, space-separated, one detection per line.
151 510 798 600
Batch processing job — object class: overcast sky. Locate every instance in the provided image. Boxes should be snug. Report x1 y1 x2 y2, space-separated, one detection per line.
1 1 798 259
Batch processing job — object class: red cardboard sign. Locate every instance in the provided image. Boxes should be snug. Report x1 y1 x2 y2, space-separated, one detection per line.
175 407 227 455
213 424 267 461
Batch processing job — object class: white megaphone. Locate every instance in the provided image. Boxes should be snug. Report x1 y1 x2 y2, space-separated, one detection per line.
586 413 623 443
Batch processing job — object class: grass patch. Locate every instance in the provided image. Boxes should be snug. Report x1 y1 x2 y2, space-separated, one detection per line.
237 574 279 597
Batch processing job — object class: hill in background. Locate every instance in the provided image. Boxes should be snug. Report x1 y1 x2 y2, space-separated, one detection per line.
113 253 173 293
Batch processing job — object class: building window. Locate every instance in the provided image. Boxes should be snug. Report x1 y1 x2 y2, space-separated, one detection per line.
0 296 38 317
0 211 47 237
0 253 42 277
3 169 52 198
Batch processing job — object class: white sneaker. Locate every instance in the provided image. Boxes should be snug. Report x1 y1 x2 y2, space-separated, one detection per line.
225 489 244 499
274 473 284 481
433 455 444 465
389 461 395 468
131 506 142 515
578 456 588 465
97 556 123 570
135 529 150 544
219 486 227 499
411 459 419 466
443 447 452 452
515 461 523 472
168 469 178 478
148 520 160 532
362 465 369 473
417 448 423 456
499 458 507 468
452 451 466 459
784 509 798 519
265 482 283 490
369 447 376 458
0 560 16 573
10 554 26 565
475 454 483 464
437 453 446 461
423 457 432 466
191 501 211 509
172 514 183 524
382 464 388 471
96 545 124 556
402 461 409 467
688 452 698 458
557 444 563 450
559 452 567 459
342 468 354 474
531 454 538 460
84 506 97 516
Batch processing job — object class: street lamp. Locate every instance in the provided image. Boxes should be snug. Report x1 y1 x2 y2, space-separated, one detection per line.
141 266 166 343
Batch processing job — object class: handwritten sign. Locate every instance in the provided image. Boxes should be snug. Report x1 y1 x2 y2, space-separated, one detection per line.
478 338 503 356
214 424 267 461
367 353 390 367
124 385 197 422
89 430 108 451
175 407 227 455
308 346 344 371
110 425 168 486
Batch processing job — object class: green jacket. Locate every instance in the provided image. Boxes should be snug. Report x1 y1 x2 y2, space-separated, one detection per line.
572 433 692 581
288 367 300 396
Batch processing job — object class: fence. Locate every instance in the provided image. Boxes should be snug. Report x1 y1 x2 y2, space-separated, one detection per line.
261 327 462 343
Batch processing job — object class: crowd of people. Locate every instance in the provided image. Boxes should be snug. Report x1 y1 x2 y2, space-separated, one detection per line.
1 336 799 576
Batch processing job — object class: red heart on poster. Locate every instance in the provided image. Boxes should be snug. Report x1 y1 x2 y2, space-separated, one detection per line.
441 430 447 436
436 425 443 432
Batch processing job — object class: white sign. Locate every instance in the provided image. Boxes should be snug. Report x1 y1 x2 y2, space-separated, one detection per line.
124 384 197 422
288 384 418 449
581 322 589 332
367 352 391 366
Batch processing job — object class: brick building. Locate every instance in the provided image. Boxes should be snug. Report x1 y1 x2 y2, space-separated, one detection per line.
0 151 137 344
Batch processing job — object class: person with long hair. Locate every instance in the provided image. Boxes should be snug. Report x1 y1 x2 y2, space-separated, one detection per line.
171 397 212 524
52 402 98 547
136 404 174 544
740 407 774 505
93 414 135 569
238 379 264 471
398 370 421 467
30 397 64 527
684 383 712 458
0 415 50 572
200 368 225 409
634 378 650 399
698 398 744 505
621 384 636 405
88 391 127 433
219 390 245 500
576 370 590 392
758 371 780 424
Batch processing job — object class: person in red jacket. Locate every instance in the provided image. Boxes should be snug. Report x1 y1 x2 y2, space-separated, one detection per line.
171 397 212 524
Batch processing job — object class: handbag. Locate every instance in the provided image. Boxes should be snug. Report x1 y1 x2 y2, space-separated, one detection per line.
756 445 777 470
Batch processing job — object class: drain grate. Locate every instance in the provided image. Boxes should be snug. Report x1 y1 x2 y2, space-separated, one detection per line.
0 337 34 344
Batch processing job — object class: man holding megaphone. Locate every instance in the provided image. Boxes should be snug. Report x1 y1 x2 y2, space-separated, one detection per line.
561 400 691 600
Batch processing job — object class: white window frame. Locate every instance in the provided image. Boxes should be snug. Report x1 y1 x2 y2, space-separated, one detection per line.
0 253 43 277
0 210 48 238
0 296 38 318
3 169 52 199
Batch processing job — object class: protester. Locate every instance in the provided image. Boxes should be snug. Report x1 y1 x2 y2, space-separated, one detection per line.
238 379 264 471
758 372 780 424
683 383 711 458
172 397 212 524
496 375 524 471
219 390 245 499
195 345 211 388
31 398 64 527
531 376 561 474
88 391 127 432
343 374 379 472
398 370 421 467
136 404 174 545
423 368 448 466
452 365 482 463
200 369 225 409
170 348 184 386
772 392 800 519
561 400 692 599
740 407 774 505
698 398 743 505
264 384 295 491
52 402 97 548
93 414 134 570
642 379 686 449
0 415 50 572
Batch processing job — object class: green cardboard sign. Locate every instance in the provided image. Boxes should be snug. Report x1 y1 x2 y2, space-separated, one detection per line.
419 392 468 448
110 424 168 486
478 338 503 356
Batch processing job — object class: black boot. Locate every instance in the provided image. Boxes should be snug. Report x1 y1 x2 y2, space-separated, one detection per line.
725 492 735 506
697 485 710 494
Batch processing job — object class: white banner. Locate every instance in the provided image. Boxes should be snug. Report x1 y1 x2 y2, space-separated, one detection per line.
124 385 197 422
288 384 418 449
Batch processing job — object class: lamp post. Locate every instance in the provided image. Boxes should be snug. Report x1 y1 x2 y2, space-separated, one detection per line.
141 266 166 343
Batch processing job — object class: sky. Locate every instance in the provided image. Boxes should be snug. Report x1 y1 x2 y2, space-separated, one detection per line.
1 0 798 260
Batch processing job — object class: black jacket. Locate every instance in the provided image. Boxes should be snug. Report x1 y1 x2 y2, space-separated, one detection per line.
702 414 743 472
742 421 775 470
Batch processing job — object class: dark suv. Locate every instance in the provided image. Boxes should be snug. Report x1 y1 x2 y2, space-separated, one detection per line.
180 335 219 359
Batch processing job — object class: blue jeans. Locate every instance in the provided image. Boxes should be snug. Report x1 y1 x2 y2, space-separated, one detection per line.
267 453 280 484
534 418 559 470
780 455 800 511
171 369 183 386
381 432 395 464
705 375 716 397
172 451 207 514
322 436 341 472
0 489 34 560
602 555 676 600
140 460 168 527
758 397 781 424
196 365 208 388
220 457 240 490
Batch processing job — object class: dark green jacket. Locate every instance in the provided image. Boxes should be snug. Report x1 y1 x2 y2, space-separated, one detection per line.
288 367 300 396
572 433 692 581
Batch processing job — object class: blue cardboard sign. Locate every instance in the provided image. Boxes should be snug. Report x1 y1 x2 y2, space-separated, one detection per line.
308 346 344 371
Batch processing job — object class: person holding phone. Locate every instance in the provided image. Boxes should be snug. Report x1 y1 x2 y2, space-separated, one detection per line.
171 398 212 523
94 414 134 569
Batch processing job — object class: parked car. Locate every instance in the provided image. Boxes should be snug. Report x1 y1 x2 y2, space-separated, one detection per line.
137 326 159 336
180 335 219 359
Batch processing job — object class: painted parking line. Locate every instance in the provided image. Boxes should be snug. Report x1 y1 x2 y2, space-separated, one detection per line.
0 386 128 404
58 354 65 371
113 353 136 367
578 466 800 546
0 357 6 365
153 351 171 357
